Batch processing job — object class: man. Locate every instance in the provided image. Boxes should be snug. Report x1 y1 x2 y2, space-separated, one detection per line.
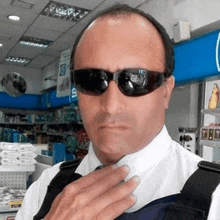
16 4 220 220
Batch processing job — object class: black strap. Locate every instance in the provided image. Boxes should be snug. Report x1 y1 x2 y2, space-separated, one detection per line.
33 160 220 220
33 158 82 220
177 160 220 218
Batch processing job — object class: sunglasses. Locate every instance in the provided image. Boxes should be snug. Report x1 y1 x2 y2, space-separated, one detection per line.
72 68 166 97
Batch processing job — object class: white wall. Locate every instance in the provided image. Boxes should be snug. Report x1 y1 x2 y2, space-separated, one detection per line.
173 0 220 32
0 64 44 94
42 60 59 90
138 0 174 38
139 0 220 39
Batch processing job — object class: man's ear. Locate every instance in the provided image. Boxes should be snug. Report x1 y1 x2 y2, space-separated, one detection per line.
163 76 175 109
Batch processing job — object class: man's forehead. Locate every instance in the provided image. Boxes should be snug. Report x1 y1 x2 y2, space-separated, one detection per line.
74 12 165 71
86 13 157 34
76 13 164 54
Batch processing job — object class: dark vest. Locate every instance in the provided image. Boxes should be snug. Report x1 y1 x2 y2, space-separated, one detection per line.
34 160 220 220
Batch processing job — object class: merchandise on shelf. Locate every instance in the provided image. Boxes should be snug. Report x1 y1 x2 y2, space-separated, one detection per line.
0 185 26 214
0 129 28 143
201 123 220 141
0 143 37 166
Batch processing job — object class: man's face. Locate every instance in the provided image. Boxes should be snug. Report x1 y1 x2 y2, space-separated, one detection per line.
74 14 174 165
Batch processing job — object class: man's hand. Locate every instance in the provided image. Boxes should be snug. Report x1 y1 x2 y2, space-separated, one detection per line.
44 165 140 220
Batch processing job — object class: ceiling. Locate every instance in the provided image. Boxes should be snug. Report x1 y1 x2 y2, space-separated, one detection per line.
0 0 147 70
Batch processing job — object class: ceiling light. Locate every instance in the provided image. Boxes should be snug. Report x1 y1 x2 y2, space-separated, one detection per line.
8 15 21 21
19 36 53 48
41 1 90 22
0 43 3 47
4 56 30 64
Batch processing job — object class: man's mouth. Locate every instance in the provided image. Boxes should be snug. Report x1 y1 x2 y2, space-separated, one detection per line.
99 124 129 132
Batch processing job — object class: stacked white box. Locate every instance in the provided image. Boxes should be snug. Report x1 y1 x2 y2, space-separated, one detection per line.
0 143 19 166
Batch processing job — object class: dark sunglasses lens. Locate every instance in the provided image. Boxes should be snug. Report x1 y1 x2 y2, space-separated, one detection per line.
73 69 108 95
118 70 164 96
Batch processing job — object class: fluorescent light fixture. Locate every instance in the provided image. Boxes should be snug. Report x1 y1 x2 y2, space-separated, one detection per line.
5 56 30 64
19 36 53 48
41 1 90 22
8 15 21 21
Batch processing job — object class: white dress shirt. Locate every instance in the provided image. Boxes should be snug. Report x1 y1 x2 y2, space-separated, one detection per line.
15 126 220 219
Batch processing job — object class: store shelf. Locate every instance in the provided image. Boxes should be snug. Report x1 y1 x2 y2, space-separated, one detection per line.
0 165 35 172
201 108 220 116
200 139 220 148
0 122 35 125
0 203 21 213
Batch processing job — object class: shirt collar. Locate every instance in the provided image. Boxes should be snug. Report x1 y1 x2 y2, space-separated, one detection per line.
76 125 171 177
117 125 171 178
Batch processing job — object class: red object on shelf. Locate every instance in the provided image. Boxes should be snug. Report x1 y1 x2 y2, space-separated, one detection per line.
77 128 89 143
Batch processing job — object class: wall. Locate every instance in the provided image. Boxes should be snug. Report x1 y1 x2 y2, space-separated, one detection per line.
173 0 220 34
165 83 199 142
139 0 220 39
0 64 44 94
42 60 59 90
138 0 174 38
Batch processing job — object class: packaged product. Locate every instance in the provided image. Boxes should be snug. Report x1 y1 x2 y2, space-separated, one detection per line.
18 151 37 158
18 158 37 165
0 158 19 166
0 142 17 151
17 143 36 152
0 151 18 158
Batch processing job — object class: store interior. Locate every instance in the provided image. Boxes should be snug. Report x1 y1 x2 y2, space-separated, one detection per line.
1 0 220 218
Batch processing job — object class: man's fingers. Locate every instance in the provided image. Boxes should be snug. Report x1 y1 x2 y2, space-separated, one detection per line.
61 165 131 206
71 164 118 189
45 165 139 220
85 175 140 218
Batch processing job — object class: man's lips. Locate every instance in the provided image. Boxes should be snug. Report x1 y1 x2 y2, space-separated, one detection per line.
98 124 129 131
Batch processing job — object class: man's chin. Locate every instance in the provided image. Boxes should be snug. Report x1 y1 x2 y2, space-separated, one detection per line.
93 141 127 165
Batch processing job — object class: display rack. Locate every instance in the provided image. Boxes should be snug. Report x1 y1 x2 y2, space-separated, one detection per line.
199 139 220 149
0 165 35 213
200 108 220 151
201 108 220 116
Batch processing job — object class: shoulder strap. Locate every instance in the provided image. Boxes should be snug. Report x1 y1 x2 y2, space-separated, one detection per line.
177 160 220 218
33 158 82 220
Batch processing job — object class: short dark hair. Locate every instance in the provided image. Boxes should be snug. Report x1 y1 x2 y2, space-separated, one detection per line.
70 4 174 78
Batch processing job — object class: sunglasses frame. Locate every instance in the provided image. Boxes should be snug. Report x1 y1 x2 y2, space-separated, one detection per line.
72 68 167 97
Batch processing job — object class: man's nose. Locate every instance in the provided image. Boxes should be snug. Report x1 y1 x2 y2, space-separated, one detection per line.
100 80 126 114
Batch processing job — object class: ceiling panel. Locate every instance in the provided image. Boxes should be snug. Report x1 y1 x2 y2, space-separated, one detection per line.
0 6 38 26
8 44 46 59
0 34 12 43
2 59 27 66
42 48 62 58
24 27 62 41
0 47 11 63
32 15 75 32
0 36 20 62
27 55 56 69
48 41 72 51
0 22 27 37
55 33 76 44
23 0 50 14
117 0 146 7
56 0 105 10
0 0 50 14
0 0 11 7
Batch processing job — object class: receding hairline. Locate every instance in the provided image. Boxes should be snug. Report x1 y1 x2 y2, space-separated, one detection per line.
74 13 165 64
70 4 174 77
